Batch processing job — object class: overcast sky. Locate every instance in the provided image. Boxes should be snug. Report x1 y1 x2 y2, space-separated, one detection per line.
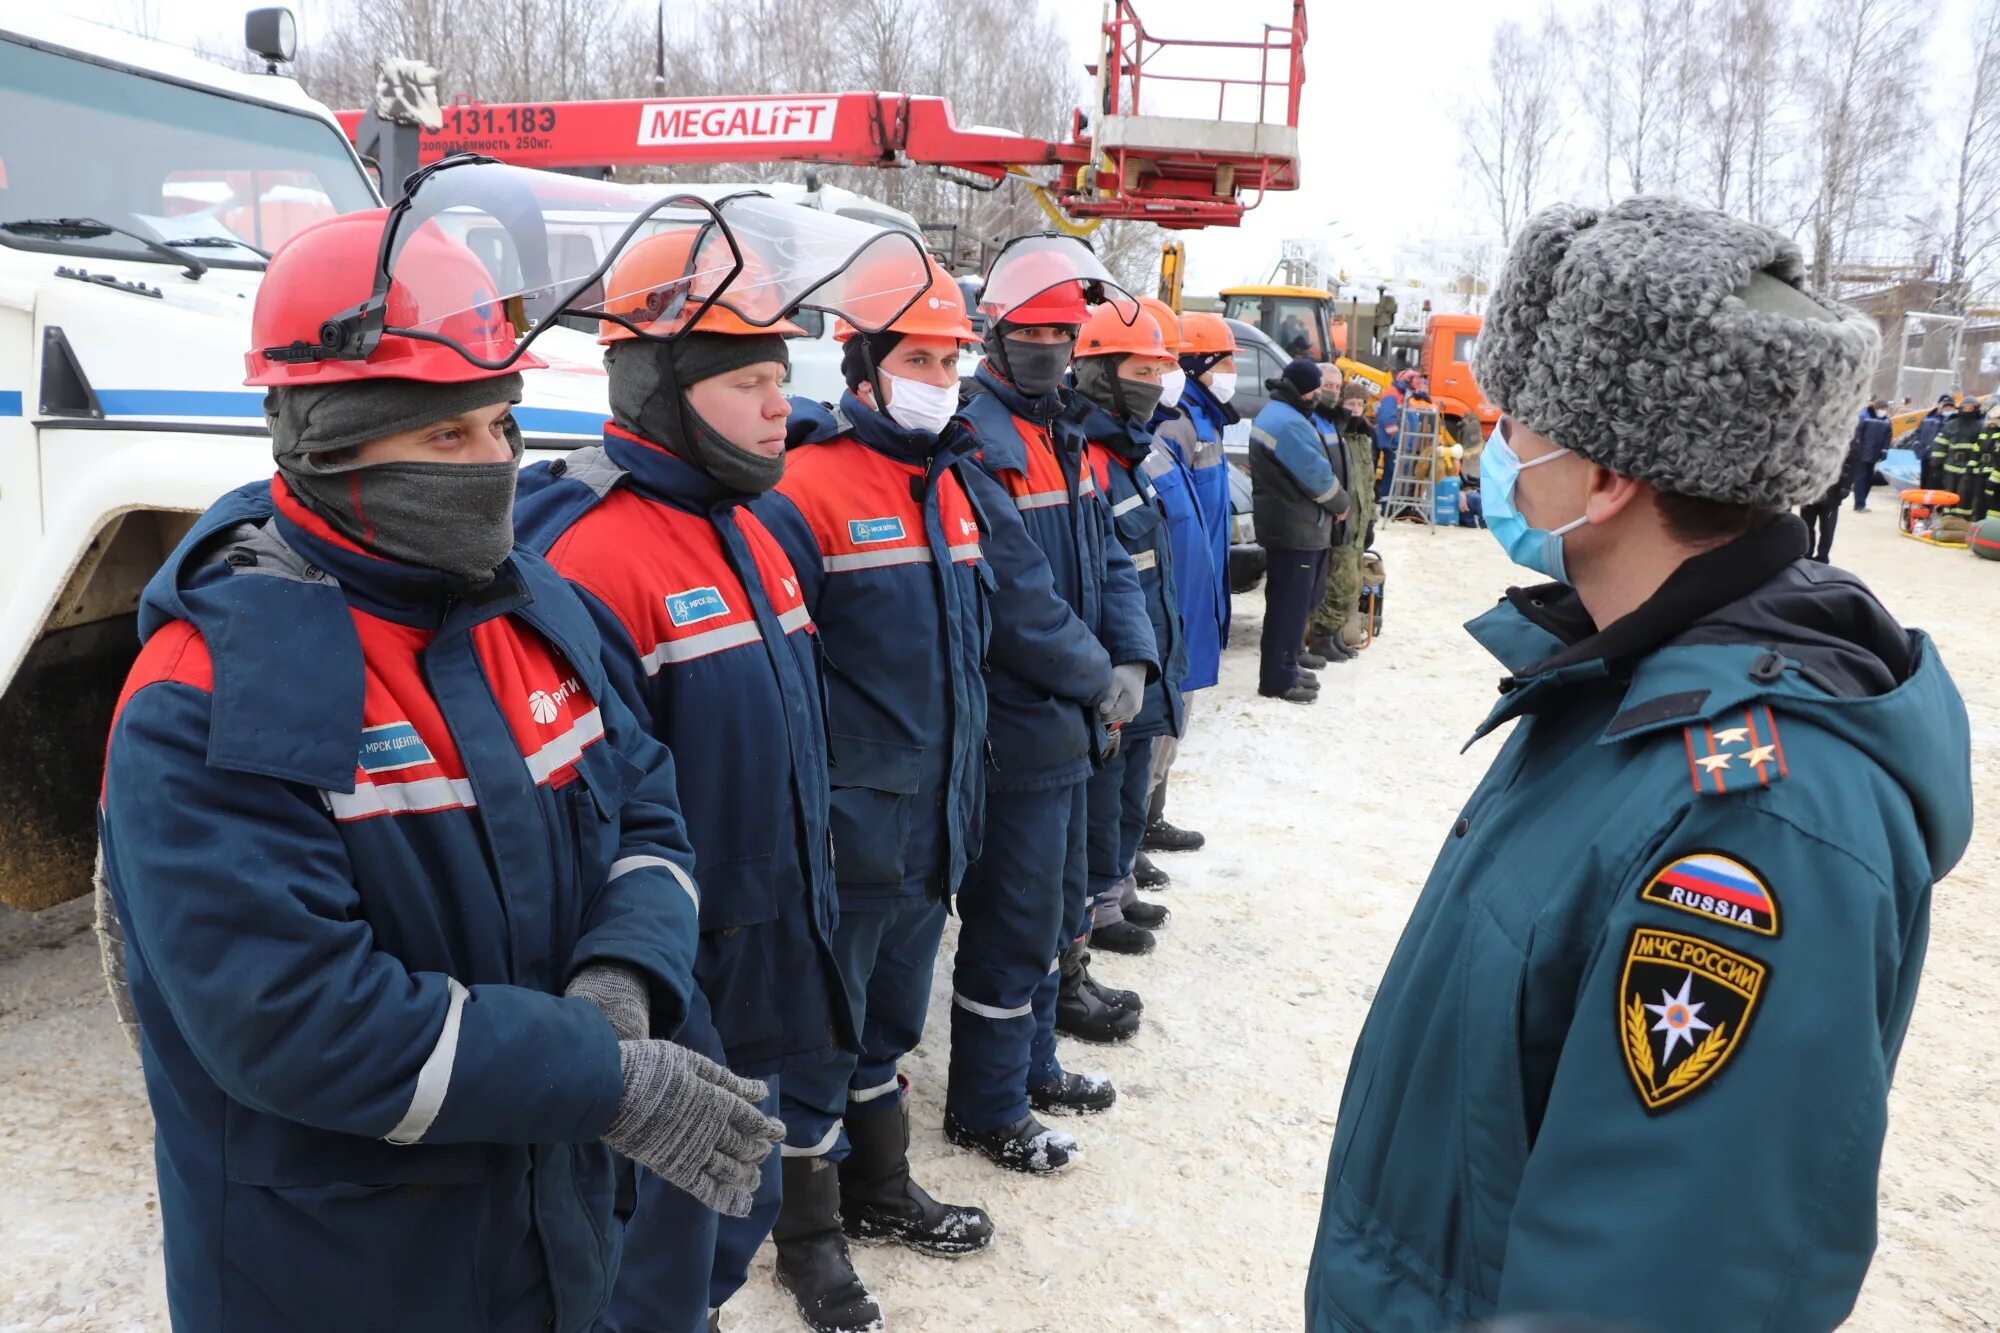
39 0 1983 297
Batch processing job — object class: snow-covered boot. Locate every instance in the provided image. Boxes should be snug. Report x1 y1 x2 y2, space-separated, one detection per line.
943 1110 1076 1174
1133 851 1171 890
773 1157 882 1333
840 1101 993 1257
1029 1069 1118 1116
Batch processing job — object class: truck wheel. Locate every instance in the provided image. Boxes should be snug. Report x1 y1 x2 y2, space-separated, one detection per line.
94 846 142 1056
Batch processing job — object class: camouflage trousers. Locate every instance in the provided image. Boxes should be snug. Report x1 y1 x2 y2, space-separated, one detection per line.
1311 540 1363 640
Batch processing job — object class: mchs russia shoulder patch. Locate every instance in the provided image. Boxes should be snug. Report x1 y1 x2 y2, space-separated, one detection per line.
1618 926 1768 1114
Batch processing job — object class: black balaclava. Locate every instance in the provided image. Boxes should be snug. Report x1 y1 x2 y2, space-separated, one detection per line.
267 372 525 584
1072 355 1164 427
983 320 1076 399
606 332 791 495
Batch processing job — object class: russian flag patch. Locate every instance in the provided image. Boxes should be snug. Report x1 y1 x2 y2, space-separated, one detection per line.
1640 851 1779 937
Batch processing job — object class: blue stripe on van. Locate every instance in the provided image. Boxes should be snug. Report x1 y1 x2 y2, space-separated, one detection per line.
86 391 604 435
0 391 21 416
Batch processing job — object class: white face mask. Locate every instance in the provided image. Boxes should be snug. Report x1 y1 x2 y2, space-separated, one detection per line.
1208 370 1238 404
1158 367 1187 409
880 370 959 436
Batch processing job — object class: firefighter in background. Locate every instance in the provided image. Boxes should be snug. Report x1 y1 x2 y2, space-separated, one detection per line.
947 237 1157 1175
1942 395 1989 517
1072 301 1185 961
100 213 774 1333
1974 400 2000 521
514 229 848 1333
754 256 1124 1330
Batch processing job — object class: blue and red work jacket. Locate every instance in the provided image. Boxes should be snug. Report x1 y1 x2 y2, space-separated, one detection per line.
1080 401 1187 743
516 426 847 1075
761 394 1127 904
957 365 1156 791
98 478 701 1333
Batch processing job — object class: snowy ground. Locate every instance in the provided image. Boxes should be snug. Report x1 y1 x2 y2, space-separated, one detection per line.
1 504 1995 1332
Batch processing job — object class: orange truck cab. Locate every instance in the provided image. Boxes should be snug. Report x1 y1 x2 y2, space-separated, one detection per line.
1420 312 1498 437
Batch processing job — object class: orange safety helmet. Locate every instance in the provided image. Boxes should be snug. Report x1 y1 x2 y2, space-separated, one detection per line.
245 210 544 386
1074 301 1175 362
1137 295 1183 354
598 227 804 344
834 255 977 344
1177 311 1238 357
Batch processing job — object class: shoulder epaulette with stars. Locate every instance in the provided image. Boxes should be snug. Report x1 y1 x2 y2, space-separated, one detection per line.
1683 704 1789 795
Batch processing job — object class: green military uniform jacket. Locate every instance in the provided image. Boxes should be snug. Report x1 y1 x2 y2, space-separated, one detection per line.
1308 517 1973 1332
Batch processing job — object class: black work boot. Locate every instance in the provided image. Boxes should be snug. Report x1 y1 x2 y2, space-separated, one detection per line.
773 1157 882 1333
943 1109 1076 1174
1029 1069 1118 1115
1091 918 1157 956
1258 684 1318 704
1121 897 1169 929
1142 818 1205 853
1141 780 1205 854
1057 940 1142 1041
1133 851 1171 890
707 1312 721 1333
1297 647 1328 669
839 1101 994 1258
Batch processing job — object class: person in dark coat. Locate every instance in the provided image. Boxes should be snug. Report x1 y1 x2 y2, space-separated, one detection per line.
1849 398 1893 510
1250 359 1350 702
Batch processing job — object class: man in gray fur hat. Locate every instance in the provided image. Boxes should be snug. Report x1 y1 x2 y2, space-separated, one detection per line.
1306 198 1973 1332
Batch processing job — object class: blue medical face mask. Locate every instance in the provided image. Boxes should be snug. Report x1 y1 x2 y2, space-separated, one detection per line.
1483 419 1589 583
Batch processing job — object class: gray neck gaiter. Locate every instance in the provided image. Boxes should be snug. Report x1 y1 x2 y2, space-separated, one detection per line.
267 374 525 583
606 340 786 495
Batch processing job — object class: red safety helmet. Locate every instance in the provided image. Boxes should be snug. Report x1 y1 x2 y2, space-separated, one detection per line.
834 255 977 344
978 235 1132 327
245 210 543 386
1004 278 1090 325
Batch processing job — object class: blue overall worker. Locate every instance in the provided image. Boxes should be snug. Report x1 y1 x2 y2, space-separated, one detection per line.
946 236 1157 1174
1072 300 1187 963
515 228 850 1333
1140 304 1229 888
752 254 1124 1330
98 211 778 1333
1307 197 1973 1332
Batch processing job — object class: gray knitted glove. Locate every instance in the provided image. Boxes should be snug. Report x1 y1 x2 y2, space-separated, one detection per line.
1097 662 1148 726
601 1040 784 1217
565 962 651 1041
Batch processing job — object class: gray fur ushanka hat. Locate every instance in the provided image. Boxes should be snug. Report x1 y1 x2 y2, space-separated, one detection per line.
1473 197 1881 509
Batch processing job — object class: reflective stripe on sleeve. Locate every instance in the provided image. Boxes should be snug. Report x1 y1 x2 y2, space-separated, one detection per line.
608 854 699 911
385 977 469 1145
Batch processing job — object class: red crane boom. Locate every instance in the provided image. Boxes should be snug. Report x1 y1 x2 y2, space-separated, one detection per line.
337 1 1305 231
